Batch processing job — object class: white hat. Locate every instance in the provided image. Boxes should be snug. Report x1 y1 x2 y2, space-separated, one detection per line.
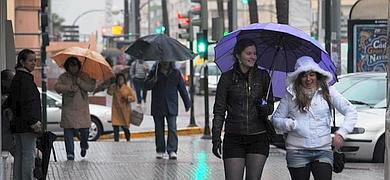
287 56 333 84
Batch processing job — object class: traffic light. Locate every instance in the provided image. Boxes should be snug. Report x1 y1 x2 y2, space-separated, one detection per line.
242 0 249 5
196 32 208 57
155 26 166 34
190 0 208 30
177 11 193 41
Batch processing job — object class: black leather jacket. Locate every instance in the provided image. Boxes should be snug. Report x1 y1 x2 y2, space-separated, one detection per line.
212 65 274 144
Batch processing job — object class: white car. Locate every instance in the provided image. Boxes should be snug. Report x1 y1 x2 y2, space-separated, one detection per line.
333 72 386 162
194 63 222 95
40 88 113 141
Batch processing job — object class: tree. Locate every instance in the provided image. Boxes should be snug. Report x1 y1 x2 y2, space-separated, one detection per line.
217 0 225 30
51 13 65 41
248 0 258 23
275 0 288 24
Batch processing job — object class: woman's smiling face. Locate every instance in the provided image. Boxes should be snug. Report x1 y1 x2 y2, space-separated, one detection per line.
238 45 257 68
300 71 318 89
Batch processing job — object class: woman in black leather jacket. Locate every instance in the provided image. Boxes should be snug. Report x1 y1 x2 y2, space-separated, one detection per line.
212 39 274 180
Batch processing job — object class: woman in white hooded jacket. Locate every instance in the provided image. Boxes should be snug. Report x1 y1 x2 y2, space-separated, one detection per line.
272 56 357 180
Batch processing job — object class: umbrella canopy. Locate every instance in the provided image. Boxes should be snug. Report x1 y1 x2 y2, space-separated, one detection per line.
52 47 114 80
125 34 195 61
214 23 337 98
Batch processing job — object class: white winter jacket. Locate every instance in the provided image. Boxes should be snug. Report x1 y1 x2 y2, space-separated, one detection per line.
272 85 358 150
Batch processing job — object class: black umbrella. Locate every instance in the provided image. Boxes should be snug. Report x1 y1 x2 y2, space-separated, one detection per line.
125 34 195 61
36 131 57 180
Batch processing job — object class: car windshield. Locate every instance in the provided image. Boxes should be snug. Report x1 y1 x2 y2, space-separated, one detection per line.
333 76 385 106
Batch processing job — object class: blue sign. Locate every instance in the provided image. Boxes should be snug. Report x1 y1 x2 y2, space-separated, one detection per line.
353 23 387 72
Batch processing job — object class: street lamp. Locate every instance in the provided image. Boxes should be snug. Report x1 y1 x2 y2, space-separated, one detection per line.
72 9 105 26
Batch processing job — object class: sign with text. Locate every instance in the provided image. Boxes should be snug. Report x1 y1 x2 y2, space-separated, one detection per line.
351 20 387 72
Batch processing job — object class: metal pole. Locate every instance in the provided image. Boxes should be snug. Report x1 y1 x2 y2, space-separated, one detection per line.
248 0 258 23
201 29 211 139
41 7 48 132
231 0 237 30
134 0 140 38
216 0 225 32
124 0 129 39
188 41 197 127
385 1 390 179
324 0 331 53
148 0 151 34
228 0 233 32
331 0 341 75
0 0 6 178
161 0 169 36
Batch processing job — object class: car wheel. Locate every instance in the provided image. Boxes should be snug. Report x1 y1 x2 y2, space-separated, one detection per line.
89 116 103 141
372 135 384 163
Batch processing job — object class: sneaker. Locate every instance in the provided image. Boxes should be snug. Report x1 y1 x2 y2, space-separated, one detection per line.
156 152 164 159
169 152 177 160
81 149 87 157
67 154 74 161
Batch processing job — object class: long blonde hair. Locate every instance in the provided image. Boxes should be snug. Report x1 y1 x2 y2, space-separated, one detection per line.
293 72 331 112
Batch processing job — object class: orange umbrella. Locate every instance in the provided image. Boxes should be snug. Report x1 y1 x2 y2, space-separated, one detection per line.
52 47 114 80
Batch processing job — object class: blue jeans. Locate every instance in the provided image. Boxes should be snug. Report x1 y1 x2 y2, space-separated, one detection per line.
286 149 333 168
64 128 89 159
133 78 147 104
13 133 37 180
153 115 178 153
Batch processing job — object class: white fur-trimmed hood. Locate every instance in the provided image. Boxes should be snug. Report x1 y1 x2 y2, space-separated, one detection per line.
286 56 333 85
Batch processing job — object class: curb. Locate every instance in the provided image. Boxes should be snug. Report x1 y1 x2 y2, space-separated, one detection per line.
100 127 203 140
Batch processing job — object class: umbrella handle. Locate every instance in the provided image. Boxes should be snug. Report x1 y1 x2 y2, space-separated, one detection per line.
265 47 280 100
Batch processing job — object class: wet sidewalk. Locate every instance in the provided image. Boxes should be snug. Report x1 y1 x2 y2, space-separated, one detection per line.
4 135 384 180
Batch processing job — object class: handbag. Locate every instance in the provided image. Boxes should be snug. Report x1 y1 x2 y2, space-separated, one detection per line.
264 118 277 142
328 102 345 173
130 108 144 126
333 149 345 173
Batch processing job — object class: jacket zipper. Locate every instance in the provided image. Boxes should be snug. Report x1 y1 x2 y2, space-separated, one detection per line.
246 81 250 134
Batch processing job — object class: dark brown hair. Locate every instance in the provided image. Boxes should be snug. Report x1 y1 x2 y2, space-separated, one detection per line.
15 49 35 70
233 39 257 61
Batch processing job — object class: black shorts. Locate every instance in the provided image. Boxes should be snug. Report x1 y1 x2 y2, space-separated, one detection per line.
222 133 269 159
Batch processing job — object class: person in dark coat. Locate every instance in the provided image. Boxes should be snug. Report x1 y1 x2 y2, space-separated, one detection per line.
145 61 191 159
212 39 274 179
11 49 43 180
1 69 15 155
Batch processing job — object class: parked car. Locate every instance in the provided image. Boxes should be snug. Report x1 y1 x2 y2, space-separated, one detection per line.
333 72 386 162
194 63 222 95
40 88 113 141
272 72 386 162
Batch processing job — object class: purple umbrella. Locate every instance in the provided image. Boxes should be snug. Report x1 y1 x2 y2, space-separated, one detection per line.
214 23 337 98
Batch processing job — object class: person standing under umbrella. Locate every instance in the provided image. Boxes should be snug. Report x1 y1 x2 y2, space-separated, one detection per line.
130 59 149 106
212 39 274 179
107 73 136 142
145 61 191 159
272 56 357 180
10 49 43 180
54 57 96 160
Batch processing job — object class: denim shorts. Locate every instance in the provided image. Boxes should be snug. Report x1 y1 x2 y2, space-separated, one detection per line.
286 149 333 168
